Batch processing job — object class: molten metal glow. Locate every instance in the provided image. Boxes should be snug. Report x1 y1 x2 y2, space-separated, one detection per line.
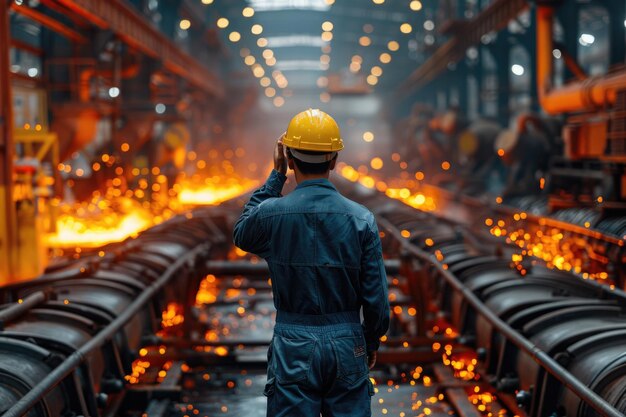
46 198 152 248
178 177 258 205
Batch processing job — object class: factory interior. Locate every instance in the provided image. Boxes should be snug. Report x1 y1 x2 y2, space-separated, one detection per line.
1 0 626 416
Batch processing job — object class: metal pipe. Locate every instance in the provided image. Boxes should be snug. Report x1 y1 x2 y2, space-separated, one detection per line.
537 5 626 115
205 259 401 276
0 243 210 417
378 217 624 417
0 290 51 330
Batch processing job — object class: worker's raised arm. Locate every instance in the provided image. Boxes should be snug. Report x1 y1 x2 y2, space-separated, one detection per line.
233 140 287 257
360 217 390 355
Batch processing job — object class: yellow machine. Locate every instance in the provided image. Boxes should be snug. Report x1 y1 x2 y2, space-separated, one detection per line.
3 87 58 281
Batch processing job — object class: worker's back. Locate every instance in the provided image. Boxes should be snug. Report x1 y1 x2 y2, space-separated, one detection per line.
259 178 377 315
233 109 389 417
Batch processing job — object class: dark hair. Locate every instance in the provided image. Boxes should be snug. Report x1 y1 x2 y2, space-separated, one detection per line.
287 148 336 175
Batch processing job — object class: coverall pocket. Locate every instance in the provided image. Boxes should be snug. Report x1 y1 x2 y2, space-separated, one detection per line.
332 336 369 385
273 335 317 384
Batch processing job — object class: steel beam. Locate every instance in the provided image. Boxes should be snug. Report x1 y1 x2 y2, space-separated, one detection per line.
399 0 528 94
54 0 224 98
0 0 17 284
10 3 88 43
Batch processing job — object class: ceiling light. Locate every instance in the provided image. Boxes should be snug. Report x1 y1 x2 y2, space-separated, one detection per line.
262 49 274 59
244 55 256 65
579 33 595 46
265 87 276 97
372 0 384 4
387 41 399 51
322 21 333 31
257 37 268 47
217 17 229 28
352 55 363 64
400 23 412 34
253 66 265 77
266 35 324 47
359 36 371 46
248 0 330 11
371 66 382 76
242 7 255 17
363 24 373 34
240 48 251 57
379 53 391 64
179 19 191 30
320 54 331 64
363 131 374 141
229 31 241 42
273 96 285 107
251 24 264 35
321 31 333 41
201 0 214 4
424 20 435 31
317 76 328 87
349 62 361 73
409 0 422 11
276 60 326 70
367 75 378 86
511 64 524 76
260 77 271 87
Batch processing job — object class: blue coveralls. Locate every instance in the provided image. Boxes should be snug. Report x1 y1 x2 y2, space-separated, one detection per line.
233 170 390 417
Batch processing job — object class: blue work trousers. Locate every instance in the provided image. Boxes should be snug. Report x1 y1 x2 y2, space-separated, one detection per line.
264 311 375 417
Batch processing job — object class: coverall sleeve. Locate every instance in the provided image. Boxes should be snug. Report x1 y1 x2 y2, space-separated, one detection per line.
233 169 286 258
360 218 390 353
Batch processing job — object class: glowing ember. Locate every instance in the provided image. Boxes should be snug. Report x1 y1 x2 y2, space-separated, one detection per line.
487 216 612 282
161 302 184 328
125 359 150 384
196 274 219 305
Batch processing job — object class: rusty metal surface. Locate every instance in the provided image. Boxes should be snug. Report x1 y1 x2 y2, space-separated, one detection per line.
53 0 224 98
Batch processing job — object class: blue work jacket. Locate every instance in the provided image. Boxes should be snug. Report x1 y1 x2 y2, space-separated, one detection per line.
233 169 390 353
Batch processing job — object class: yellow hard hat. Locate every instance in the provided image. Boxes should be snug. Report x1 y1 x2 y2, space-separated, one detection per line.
283 109 344 153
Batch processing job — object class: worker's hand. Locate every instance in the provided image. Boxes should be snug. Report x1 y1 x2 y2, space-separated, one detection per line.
274 134 287 175
367 351 377 369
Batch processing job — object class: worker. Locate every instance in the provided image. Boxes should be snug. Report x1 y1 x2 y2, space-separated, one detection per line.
233 109 390 417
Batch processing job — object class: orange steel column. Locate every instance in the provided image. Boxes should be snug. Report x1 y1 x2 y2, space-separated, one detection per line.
0 0 17 283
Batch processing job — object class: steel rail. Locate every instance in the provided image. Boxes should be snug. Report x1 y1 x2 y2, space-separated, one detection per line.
0 290 52 330
377 216 623 417
0 243 210 417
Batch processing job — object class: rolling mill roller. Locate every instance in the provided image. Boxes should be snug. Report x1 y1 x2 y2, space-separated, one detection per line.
338 178 626 417
0 208 221 417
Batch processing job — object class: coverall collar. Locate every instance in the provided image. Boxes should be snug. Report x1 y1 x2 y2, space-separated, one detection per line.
294 178 337 191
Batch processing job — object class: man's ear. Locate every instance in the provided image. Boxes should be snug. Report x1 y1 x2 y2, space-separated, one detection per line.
329 155 338 171
287 156 295 171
